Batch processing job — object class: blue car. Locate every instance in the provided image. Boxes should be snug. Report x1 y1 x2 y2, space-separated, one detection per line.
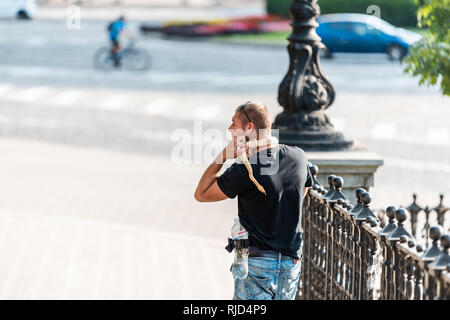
316 13 422 60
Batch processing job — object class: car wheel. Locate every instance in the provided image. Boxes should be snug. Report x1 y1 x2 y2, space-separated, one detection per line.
387 44 406 61
17 10 31 20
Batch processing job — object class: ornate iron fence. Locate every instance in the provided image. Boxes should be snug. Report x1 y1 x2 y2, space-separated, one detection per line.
404 194 449 247
298 164 450 300
374 194 449 252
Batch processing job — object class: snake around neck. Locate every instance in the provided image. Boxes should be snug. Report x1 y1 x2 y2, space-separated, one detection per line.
239 136 279 195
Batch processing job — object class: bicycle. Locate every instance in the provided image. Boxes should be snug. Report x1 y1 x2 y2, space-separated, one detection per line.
93 39 151 71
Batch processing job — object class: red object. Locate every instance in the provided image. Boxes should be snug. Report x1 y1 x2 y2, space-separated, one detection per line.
157 14 291 36
259 21 291 32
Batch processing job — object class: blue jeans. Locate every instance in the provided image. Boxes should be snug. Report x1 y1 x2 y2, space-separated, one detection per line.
232 252 301 300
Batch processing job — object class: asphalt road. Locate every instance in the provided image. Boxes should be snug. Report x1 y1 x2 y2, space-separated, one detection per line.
0 18 441 94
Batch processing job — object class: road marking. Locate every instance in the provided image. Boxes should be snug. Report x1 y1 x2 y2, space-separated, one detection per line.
98 95 128 111
143 99 174 115
192 104 221 121
9 86 49 103
53 89 83 106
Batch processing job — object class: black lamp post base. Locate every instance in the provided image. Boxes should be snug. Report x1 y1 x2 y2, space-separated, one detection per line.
276 129 354 151
272 110 354 151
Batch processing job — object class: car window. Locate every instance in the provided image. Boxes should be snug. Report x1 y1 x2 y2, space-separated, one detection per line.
328 22 353 32
352 23 368 36
367 27 383 36
372 18 397 34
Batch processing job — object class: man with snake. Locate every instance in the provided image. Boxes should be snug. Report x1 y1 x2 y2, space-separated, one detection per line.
194 101 313 300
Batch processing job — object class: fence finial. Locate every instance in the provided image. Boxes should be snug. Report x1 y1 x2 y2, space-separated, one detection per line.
422 226 444 264
406 193 422 238
380 206 397 240
429 233 450 271
350 188 366 215
355 192 378 223
328 177 349 202
433 194 448 227
309 163 319 187
388 208 414 243
323 175 337 199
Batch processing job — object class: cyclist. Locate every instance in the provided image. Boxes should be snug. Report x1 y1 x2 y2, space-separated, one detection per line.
107 15 127 67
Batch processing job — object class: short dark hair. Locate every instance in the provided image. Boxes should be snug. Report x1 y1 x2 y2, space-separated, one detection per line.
235 101 271 131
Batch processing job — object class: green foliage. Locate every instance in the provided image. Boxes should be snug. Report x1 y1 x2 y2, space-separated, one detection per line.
404 0 450 95
266 0 419 27
214 31 290 45
266 0 291 18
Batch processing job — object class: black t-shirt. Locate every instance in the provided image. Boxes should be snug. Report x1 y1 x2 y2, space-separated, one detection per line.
217 144 313 259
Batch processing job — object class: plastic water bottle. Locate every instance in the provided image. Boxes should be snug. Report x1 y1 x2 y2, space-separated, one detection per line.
231 218 249 280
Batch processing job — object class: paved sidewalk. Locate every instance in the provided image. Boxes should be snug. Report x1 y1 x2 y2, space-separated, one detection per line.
0 208 235 299
0 138 236 299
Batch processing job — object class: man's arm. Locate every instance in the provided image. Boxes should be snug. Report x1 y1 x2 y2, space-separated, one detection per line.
194 150 228 202
194 135 245 202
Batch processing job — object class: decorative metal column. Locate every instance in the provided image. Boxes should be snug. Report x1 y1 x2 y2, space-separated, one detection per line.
272 0 353 151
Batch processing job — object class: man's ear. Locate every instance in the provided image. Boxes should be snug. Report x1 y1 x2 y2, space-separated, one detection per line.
245 124 257 140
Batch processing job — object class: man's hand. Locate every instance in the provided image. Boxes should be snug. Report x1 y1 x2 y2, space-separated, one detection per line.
195 136 250 202
221 135 249 163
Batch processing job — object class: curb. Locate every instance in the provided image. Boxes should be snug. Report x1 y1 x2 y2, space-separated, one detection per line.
210 38 287 49
139 31 288 49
